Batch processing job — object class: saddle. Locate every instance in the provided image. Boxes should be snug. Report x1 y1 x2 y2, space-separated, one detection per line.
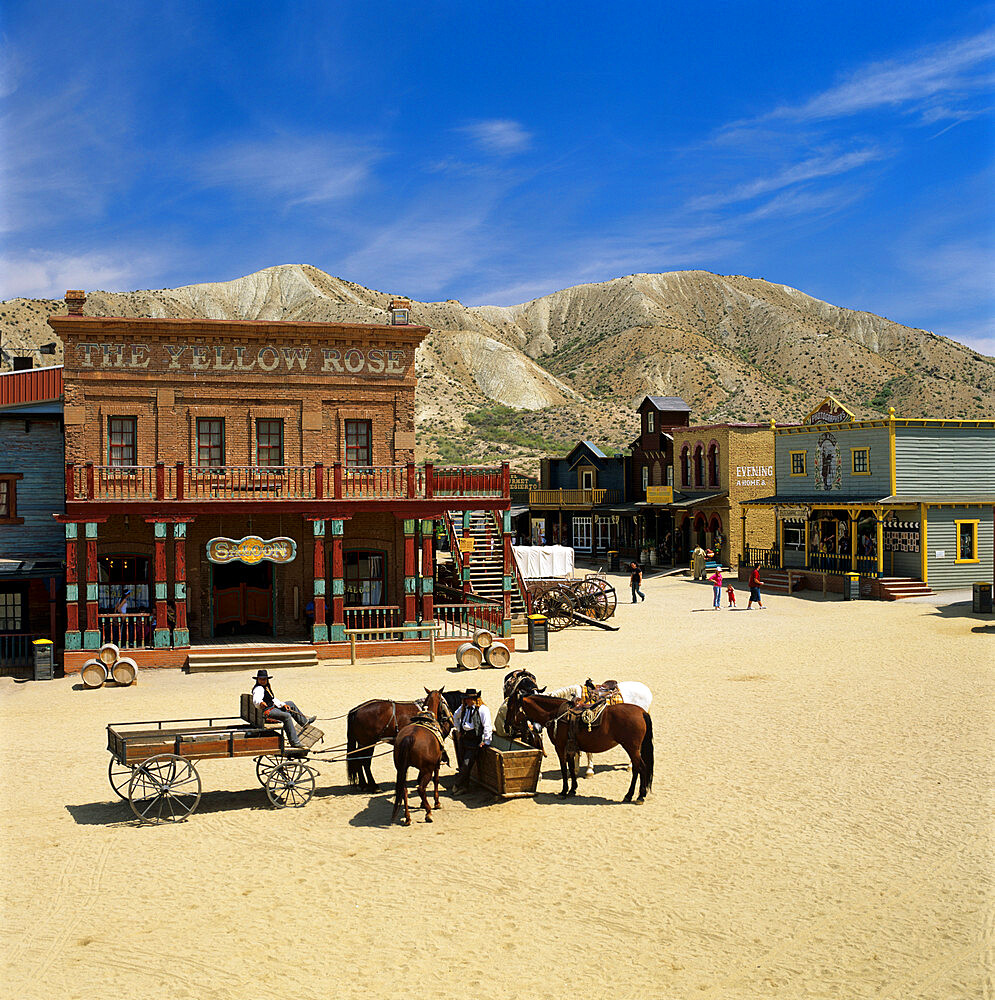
410 711 449 760
504 668 537 700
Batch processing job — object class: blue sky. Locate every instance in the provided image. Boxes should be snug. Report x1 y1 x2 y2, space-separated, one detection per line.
2 1 993 354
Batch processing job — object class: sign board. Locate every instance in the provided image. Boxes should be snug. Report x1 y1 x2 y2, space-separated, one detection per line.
458 537 476 554
645 486 673 504
207 535 297 565
509 473 539 499
805 395 854 426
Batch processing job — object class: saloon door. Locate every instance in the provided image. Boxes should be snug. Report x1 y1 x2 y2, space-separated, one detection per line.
212 562 273 636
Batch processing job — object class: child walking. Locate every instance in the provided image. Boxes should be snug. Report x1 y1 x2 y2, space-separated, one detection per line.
726 583 736 609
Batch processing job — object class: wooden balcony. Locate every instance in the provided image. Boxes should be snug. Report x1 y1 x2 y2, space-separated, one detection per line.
65 461 509 508
528 488 618 508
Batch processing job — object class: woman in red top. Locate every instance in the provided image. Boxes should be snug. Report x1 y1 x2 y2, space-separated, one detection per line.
748 567 764 610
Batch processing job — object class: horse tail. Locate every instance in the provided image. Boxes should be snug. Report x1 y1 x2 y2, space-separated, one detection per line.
391 740 409 821
640 710 654 792
346 709 361 786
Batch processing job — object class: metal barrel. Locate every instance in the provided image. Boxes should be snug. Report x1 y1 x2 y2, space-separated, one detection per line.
81 659 108 688
111 657 138 686
456 642 483 670
484 641 511 669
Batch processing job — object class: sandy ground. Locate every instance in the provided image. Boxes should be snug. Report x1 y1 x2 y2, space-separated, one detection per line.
1 572 992 1000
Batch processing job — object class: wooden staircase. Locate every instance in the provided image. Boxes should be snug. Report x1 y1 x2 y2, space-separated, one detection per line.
759 569 803 593
877 577 935 601
447 511 527 614
186 645 319 673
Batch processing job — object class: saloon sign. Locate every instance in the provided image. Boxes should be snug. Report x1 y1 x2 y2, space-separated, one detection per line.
207 536 297 565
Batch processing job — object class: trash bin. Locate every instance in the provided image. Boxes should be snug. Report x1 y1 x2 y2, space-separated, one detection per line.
32 638 54 681
973 582 993 614
841 573 860 601
608 550 619 572
527 614 548 652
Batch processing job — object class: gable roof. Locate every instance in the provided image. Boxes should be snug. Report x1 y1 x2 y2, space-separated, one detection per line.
640 395 690 412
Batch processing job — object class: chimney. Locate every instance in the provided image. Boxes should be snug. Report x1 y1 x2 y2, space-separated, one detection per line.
388 298 411 326
13 357 34 371
65 290 87 315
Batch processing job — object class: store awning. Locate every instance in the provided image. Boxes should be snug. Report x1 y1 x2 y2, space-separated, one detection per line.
662 491 727 509
0 558 64 579
509 504 529 518
603 503 644 515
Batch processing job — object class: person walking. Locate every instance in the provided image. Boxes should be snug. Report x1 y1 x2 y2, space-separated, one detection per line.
708 566 723 610
629 562 645 603
747 566 765 610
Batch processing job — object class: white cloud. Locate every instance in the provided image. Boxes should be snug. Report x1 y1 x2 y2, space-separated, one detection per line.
749 28 995 126
0 250 159 300
198 135 383 206
458 119 532 155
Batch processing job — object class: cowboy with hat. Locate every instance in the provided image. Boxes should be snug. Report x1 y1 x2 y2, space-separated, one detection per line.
250 670 315 754
452 688 492 793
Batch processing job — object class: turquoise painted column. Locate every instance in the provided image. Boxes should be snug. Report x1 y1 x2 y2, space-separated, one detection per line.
328 519 345 641
501 509 514 637
152 521 170 648
172 521 190 647
311 518 329 643
403 518 418 636
83 521 100 650
64 522 82 650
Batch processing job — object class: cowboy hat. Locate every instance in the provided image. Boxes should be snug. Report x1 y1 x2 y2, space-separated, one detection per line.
463 688 481 699
253 670 273 680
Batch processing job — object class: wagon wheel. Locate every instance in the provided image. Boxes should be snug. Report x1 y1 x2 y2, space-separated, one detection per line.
254 754 284 787
599 581 617 619
572 579 610 620
108 757 134 801
128 754 202 824
543 587 576 631
265 760 316 809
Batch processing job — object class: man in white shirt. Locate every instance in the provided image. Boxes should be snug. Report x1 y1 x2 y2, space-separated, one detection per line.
251 670 315 754
452 688 492 793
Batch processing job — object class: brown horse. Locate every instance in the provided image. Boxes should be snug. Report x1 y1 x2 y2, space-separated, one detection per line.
508 692 653 801
391 690 454 826
347 688 450 791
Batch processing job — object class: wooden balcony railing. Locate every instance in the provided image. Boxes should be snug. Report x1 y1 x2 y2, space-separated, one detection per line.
434 602 504 638
66 461 510 503
99 612 154 649
343 606 402 637
528 488 617 507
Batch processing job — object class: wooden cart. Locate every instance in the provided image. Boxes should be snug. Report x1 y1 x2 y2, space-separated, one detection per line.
106 695 323 823
470 735 543 798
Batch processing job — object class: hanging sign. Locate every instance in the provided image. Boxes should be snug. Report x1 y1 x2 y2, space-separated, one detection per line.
645 486 674 504
805 395 854 426
207 535 297 565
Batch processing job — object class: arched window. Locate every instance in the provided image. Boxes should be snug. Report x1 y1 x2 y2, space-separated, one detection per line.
707 441 719 487
693 445 704 487
680 446 691 487
652 460 662 486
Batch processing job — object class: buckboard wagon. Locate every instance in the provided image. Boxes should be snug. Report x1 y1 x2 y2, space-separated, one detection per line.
106 694 324 823
470 735 543 798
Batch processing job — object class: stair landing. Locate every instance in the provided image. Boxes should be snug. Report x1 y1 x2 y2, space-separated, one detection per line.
877 577 935 601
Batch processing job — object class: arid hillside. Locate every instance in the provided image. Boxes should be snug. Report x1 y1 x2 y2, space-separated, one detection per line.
2 264 992 473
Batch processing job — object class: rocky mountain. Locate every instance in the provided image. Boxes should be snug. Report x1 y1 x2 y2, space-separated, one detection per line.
2 264 992 473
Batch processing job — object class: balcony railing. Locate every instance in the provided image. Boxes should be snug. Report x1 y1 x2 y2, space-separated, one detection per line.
434 602 504 638
528 488 618 507
99 612 154 649
343 606 402 637
66 461 510 503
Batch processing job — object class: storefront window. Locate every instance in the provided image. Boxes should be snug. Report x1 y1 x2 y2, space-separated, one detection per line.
344 550 385 606
98 556 151 611
783 525 805 552
956 521 978 562
0 590 24 631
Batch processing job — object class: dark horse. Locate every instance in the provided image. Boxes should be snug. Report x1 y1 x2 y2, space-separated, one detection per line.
391 690 455 826
347 688 451 791
508 692 653 801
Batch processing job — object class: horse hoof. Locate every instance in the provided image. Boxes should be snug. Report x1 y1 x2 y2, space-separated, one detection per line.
402 819 411 826
622 795 633 803
557 791 569 798
583 769 594 778
425 814 433 823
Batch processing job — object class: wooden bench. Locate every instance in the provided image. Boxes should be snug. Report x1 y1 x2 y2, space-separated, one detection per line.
240 693 282 729
342 624 441 664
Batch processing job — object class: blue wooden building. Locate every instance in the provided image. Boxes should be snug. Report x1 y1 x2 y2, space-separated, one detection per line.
742 397 994 598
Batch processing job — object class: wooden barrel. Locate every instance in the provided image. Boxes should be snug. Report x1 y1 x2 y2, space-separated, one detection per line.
98 642 120 666
111 657 138 686
81 659 107 688
484 641 511 669
456 642 483 670
472 628 494 650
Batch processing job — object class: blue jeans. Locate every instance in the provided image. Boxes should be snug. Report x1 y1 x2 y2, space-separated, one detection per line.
266 700 307 746
712 586 722 608
631 583 644 602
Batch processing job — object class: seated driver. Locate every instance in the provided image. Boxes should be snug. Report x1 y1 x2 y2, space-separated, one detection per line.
251 670 316 754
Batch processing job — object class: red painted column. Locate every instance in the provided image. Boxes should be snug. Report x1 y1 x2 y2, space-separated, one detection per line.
84 526 99 648
421 518 434 623
330 525 345 639
65 524 80 648
403 518 417 625
172 522 190 646
312 522 327 642
151 520 169 648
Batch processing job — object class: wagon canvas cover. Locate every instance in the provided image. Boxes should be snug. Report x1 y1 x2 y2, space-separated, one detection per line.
512 545 575 580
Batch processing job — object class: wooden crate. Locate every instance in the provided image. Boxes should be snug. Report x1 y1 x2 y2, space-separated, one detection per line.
471 735 543 798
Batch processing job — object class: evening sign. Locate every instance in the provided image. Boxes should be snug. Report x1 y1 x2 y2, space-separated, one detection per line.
73 342 409 377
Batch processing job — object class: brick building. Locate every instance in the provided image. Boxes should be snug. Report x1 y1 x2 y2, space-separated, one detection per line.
51 292 511 670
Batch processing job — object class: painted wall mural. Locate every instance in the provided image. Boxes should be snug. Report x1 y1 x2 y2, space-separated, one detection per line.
815 432 842 491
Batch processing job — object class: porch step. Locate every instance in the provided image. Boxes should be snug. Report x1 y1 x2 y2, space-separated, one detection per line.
186 646 319 673
878 577 934 601
759 569 802 593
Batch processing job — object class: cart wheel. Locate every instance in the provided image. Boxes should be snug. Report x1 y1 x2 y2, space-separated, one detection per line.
108 757 134 800
573 578 609 620
265 760 316 809
128 754 202 824
600 582 617 619
544 587 576 631
254 754 283 787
